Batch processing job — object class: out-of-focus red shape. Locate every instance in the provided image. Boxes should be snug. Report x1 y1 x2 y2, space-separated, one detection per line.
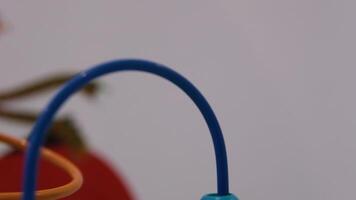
0 146 135 200
0 18 4 33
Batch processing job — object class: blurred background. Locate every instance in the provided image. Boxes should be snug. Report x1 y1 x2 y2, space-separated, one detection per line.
0 1 355 199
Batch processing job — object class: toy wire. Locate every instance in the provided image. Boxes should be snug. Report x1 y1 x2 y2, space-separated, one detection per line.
0 132 83 200
23 59 230 200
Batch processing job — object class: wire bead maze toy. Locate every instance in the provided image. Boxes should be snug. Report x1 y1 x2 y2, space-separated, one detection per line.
0 59 238 200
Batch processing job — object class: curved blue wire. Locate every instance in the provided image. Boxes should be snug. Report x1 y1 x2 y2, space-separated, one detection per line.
23 59 230 200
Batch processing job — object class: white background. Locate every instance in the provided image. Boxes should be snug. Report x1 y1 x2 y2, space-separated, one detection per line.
0 1 355 199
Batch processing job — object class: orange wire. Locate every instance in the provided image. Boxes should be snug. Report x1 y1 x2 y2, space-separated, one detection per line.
0 133 83 200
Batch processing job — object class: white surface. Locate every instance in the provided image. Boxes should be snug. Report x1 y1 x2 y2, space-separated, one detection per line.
0 1 355 199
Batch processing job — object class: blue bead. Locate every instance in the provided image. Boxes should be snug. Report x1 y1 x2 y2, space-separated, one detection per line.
201 193 239 200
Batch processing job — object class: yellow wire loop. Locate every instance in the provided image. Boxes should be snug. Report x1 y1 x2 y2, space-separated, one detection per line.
0 133 83 200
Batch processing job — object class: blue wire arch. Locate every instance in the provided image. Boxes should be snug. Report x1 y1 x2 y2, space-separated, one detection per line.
23 59 230 200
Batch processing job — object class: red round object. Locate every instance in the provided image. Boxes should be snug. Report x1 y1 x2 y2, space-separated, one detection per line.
0 146 135 200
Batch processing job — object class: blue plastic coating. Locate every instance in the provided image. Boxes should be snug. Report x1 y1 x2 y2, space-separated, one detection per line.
201 194 239 200
23 59 230 200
